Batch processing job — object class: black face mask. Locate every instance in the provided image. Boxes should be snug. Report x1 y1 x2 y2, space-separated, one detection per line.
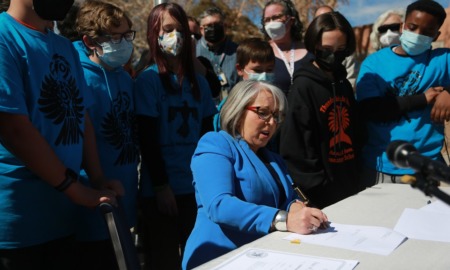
315 49 347 72
204 24 225 44
33 0 74 21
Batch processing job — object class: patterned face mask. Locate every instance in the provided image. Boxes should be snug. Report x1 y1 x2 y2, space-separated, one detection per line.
158 30 183 56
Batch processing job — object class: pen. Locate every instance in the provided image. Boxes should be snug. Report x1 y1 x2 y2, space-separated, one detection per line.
291 182 310 206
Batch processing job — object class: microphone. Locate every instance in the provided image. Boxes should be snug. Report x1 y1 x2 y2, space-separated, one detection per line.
386 140 450 184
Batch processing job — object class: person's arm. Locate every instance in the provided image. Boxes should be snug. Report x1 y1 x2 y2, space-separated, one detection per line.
137 114 177 216
356 56 440 122
431 89 450 122
279 86 327 190
0 112 116 207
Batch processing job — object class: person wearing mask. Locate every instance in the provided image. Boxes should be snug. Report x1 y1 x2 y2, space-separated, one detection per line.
188 15 221 99
314 5 358 90
261 0 310 96
134 3 217 269
73 1 139 269
356 0 450 188
0 0 121 269
280 11 360 209
197 6 239 100
214 37 276 131
369 9 404 53
182 80 328 269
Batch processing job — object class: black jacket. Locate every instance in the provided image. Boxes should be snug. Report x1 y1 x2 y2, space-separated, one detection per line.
280 58 361 208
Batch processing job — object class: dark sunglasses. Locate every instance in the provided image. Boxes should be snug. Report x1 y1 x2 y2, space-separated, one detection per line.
378 23 401 34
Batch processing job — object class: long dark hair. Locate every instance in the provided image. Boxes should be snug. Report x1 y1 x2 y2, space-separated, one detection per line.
304 11 356 58
147 3 200 100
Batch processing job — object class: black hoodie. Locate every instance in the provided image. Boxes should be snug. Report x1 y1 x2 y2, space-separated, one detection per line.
280 57 360 208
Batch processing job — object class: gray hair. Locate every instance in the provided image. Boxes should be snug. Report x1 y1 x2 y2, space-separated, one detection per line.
198 7 225 24
370 9 405 52
220 80 287 138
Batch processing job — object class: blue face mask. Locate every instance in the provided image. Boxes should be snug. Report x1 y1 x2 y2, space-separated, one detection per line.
399 29 434 56
96 39 133 68
244 70 275 83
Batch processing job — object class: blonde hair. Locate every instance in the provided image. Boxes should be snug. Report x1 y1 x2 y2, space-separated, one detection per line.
220 80 287 138
369 9 404 52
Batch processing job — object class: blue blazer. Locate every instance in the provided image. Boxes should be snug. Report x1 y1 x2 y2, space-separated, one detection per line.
182 131 298 269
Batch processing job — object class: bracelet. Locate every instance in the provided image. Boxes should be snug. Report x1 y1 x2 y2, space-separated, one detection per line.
54 168 78 192
271 210 288 232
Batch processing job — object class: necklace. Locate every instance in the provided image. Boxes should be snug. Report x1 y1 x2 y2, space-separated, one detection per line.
274 42 295 85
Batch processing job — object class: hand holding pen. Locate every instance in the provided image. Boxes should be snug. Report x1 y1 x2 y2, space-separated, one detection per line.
291 183 329 231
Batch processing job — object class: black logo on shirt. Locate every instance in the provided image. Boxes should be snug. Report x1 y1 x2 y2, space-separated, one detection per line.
102 91 139 166
168 101 198 138
38 54 84 146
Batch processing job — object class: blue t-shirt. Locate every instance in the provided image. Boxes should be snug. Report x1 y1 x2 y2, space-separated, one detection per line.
74 41 139 241
0 13 92 248
356 46 450 175
134 64 217 197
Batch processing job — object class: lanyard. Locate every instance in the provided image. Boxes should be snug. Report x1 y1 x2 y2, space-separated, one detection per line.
274 42 295 85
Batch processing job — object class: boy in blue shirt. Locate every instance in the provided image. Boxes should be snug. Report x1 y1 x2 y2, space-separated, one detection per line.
0 0 122 269
356 0 450 188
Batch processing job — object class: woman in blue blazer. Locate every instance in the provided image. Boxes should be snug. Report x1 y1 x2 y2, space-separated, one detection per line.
182 80 328 269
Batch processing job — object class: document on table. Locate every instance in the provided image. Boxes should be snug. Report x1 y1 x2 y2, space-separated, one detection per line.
394 202 450 243
283 223 406 256
210 248 358 270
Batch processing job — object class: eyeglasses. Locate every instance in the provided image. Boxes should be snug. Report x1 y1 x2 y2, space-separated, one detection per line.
263 13 287 24
378 23 401 34
246 106 283 123
102 30 136 44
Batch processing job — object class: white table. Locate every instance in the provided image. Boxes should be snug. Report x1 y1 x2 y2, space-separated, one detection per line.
194 183 450 270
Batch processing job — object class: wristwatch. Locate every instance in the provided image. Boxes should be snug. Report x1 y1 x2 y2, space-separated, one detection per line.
54 168 78 192
271 210 288 232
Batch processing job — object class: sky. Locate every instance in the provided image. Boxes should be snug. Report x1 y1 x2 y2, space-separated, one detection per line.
336 0 450 27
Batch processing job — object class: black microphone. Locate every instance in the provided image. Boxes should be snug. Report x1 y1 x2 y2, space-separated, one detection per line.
386 140 450 184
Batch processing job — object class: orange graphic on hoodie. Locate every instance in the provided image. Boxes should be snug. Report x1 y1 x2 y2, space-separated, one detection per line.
328 105 352 148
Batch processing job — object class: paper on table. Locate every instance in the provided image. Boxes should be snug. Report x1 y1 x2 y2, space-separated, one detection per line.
419 200 450 214
210 248 358 270
283 223 406 256
394 208 450 243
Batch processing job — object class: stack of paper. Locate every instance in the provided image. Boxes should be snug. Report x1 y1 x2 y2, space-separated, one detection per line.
393 200 450 242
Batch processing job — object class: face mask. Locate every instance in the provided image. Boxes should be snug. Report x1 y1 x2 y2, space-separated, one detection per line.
379 29 401 47
158 30 183 56
264 21 287 41
96 39 133 68
33 0 74 21
204 24 225 44
244 70 275 83
399 29 433 56
315 49 347 72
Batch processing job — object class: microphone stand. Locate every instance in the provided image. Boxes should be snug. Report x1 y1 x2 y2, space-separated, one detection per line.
406 172 450 206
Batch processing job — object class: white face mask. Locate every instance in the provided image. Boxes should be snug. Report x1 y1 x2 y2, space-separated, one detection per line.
96 39 133 68
379 29 401 48
158 30 183 56
264 21 287 41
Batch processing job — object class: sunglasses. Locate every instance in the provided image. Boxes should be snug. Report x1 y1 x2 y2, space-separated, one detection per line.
378 23 401 34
